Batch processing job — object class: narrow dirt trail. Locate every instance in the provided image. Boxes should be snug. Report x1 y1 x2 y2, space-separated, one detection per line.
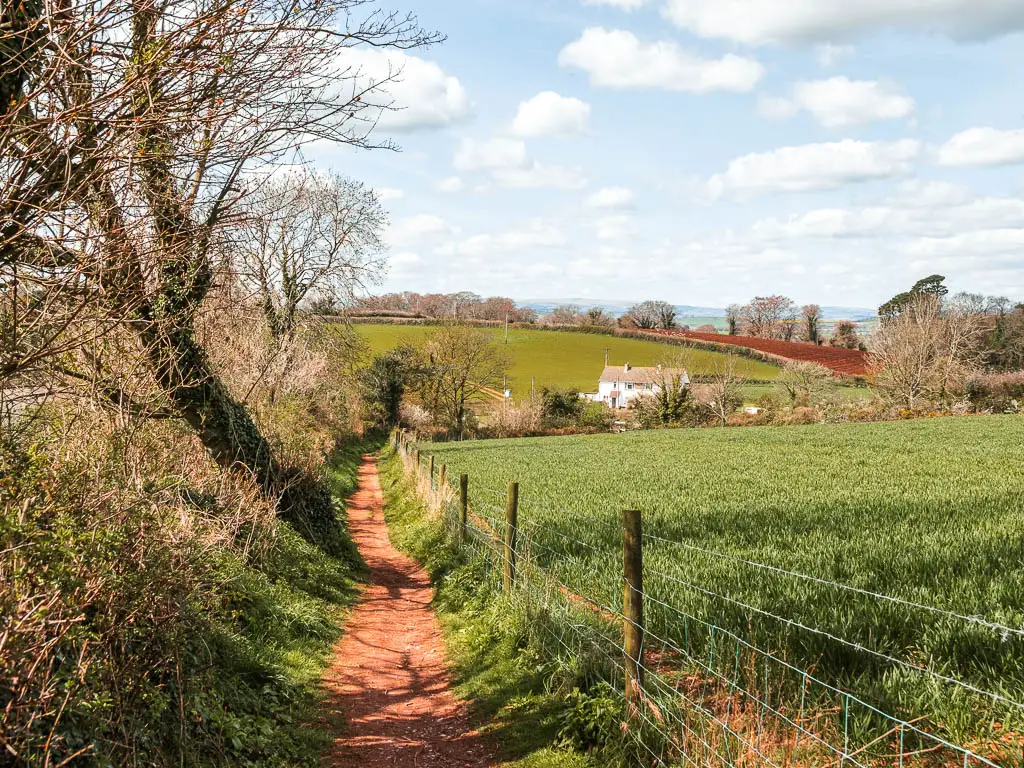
321 455 492 768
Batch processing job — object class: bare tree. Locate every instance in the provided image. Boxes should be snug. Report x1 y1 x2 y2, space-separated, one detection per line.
801 304 822 344
450 291 482 319
870 294 986 408
547 304 583 325
779 361 832 406
1 0 439 525
629 300 677 330
702 354 744 427
236 170 386 343
831 321 861 350
585 306 615 326
418 325 508 438
725 304 742 336
743 295 796 339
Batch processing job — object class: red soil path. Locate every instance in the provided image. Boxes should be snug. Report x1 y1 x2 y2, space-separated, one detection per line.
321 456 492 768
646 329 870 375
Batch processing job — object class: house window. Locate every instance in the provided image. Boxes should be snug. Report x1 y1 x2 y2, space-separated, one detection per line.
644 382 653 390
626 382 634 390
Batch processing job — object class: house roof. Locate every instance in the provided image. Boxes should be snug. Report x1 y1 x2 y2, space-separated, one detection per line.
598 365 688 384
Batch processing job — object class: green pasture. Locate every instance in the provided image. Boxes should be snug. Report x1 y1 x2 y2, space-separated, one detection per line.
420 416 1024 756
353 324 780 393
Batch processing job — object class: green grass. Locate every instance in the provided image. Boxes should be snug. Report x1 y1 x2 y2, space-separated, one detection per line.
420 416 1024 760
354 324 780 394
377 452 607 768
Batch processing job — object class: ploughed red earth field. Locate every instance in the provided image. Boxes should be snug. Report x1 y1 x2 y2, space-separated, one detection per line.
647 329 870 376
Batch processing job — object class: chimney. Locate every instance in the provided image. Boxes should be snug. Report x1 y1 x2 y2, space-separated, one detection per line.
624 362 631 372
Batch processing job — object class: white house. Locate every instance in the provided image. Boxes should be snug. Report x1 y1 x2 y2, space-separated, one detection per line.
582 363 690 409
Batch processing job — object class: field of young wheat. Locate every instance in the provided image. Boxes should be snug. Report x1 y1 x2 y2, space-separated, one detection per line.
421 416 1024 761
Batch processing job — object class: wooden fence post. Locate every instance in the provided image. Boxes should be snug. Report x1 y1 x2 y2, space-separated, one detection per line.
623 509 644 713
504 481 519 592
414 449 420 472
439 463 447 490
428 455 435 486
459 474 469 544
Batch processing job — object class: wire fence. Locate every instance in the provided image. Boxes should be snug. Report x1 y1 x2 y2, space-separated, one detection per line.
391 432 1023 767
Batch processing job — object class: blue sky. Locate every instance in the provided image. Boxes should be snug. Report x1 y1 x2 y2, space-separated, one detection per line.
312 0 1024 308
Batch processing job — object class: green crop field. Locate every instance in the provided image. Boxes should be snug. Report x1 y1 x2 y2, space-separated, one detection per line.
354 324 780 394
420 416 1024 759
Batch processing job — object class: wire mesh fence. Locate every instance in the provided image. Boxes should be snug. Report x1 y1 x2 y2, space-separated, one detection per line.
391 431 1023 767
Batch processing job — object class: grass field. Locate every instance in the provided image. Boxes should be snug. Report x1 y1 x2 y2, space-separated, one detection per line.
420 416 1024 758
354 324 781 394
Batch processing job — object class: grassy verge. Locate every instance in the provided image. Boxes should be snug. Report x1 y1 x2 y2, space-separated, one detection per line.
1 434 379 767
377 448 608 768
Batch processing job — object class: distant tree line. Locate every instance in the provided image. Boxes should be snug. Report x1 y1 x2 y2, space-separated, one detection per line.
352 292 538 322
722 297 860 349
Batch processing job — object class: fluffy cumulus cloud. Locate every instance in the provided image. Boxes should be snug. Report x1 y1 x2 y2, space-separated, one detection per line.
662 0 1024 45
511 91 591 138
936 127 1024 167
453 137 587 190
759 77 915 128
708 138 921 198
557 28 764 93
344 49 471 131
585 187 636 209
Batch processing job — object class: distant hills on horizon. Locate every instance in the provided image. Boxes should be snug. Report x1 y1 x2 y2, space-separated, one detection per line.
518 299 876 322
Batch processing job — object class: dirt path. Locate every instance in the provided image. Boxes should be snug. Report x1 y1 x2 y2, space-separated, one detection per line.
321 455 492 768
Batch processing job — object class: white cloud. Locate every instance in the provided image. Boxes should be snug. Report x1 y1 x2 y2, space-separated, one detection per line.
389 214 458 248
582 0 645 8
817 43 854 67
345 49 471 131
760 77 915 128
936 127 1024 167
662 0 1024 45
436 220 569 259
586 187 636 209
436 176 464 193
754 201 1024 241
886 179 972 208
557 27 764 93
708 138 920 198
453 137 587 190
511 91 591 138
376 187 405 202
